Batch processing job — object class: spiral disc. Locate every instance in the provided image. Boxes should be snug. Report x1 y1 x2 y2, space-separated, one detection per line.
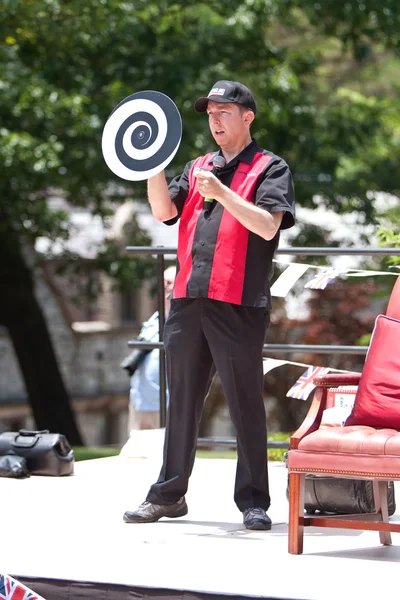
101 90 182 181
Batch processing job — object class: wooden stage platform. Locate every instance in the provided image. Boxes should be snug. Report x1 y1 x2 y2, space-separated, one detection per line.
3 447 400 600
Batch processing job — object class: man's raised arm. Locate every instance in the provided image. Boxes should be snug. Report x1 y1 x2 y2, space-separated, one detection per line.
147 171 178 223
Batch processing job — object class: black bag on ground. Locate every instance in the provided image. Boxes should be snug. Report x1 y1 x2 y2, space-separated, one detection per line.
0 430 74 476
284 453 396 515
287 473 396 515
0 454 30 478
302 475 396 515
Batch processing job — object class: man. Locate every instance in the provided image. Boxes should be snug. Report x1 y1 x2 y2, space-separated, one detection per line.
123 266 176 432
123 80 295 530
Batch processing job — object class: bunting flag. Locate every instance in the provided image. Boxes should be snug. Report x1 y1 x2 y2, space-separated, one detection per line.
304 268 344 290
270 263 310 297
345 269 399 277
262 358 359 402
286 366 330 401
263 358 353 376
262 358 289 375
0 575 42 600
271 258 399 293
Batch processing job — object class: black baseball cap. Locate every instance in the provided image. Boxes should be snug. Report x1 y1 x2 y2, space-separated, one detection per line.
194 80 257 114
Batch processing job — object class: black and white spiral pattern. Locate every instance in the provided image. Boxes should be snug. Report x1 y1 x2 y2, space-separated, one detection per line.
102 90 182 181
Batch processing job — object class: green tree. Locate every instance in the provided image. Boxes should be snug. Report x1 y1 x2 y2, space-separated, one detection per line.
376 204 400 269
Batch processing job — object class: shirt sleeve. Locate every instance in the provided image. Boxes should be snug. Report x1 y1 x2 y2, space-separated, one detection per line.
255 158 295 230
163 160 195 226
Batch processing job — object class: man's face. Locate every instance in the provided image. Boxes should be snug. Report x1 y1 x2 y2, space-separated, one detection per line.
206 101 250 149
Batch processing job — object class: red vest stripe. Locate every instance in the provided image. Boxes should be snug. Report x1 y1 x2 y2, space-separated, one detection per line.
173 153 215 298
208 152 273 304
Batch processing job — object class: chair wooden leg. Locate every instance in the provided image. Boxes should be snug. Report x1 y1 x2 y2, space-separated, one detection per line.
288 472 305 554
373 480 392 546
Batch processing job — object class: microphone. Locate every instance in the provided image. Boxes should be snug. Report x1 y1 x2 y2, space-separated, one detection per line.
204 155 226 209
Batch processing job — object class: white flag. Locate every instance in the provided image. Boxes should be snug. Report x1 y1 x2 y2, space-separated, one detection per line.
263 358 288 374
270 263 310 297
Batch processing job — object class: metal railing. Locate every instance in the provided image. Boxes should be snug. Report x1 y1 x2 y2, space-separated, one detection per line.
126 246 400 449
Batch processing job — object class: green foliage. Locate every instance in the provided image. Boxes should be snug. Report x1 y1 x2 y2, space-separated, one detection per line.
196 448 288 462
278 1 400 51
196 431 291 462
1 0 400 279
294 278 382 373
357 333 372 346
376 204 400 268
73 446 120 462
74 431 290 462
262 2 400 216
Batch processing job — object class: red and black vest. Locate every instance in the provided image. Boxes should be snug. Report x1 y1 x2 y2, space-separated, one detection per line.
173 151 277 307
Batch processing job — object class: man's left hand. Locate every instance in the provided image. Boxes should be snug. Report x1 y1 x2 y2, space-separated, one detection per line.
194 170 224 201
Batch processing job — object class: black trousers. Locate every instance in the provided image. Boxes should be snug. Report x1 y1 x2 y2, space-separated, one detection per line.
146 298 270 512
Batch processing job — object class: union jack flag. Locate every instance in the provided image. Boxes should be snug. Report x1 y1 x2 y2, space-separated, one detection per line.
0 575 41 600
304 268 343 290
286 366 330 401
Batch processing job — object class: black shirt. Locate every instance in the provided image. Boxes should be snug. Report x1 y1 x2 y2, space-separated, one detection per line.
165 139 295 307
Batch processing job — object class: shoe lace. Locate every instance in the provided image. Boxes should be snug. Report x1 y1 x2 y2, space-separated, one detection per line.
244 507 265 519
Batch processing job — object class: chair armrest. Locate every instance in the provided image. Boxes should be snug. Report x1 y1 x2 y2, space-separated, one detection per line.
290 372 361 450
313 372 361 387
290 387 328 449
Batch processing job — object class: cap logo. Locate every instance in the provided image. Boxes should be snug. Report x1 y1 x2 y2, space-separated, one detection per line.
208 87 226 97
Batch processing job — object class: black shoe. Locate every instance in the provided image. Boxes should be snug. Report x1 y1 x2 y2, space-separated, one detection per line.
243 507 272 530
123 497 188 523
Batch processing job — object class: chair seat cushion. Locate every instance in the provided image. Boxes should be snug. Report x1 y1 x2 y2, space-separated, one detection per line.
288 426 400 478
345 314 400 429
298 426 400 455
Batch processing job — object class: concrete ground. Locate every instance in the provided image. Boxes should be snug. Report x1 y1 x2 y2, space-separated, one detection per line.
3 444 400 600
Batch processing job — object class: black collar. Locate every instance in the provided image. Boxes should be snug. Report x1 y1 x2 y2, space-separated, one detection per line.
207 139 260 170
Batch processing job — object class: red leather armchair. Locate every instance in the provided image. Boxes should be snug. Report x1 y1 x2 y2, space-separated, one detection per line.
288 275 400 554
